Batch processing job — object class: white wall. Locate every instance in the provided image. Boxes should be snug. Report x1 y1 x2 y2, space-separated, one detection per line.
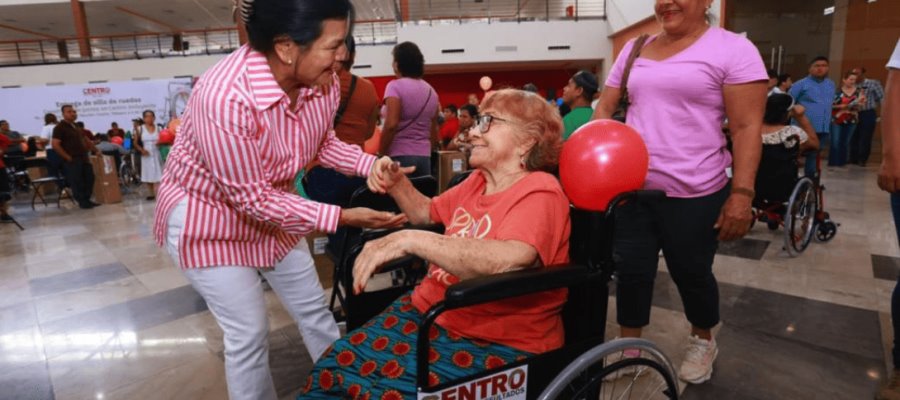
399 20 611 67
0 55 226 87
0 20 612 88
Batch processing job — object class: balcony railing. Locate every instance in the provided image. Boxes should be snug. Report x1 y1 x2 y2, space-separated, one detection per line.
0 0 603 67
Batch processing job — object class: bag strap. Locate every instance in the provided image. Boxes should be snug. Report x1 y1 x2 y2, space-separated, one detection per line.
334 74 358 127
395 86 433 134
618 34 650 112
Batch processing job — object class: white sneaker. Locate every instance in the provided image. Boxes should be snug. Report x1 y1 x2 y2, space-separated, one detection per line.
602 345 644 381
678 335 718 384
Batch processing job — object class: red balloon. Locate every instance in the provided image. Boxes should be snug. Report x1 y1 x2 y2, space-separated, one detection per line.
111 136 124 146
559 120 649 211
158 129 175 145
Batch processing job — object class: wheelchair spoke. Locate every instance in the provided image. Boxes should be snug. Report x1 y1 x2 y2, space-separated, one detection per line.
615 372 641 400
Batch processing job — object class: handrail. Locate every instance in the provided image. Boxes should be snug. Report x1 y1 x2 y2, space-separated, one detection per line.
0 0 604 67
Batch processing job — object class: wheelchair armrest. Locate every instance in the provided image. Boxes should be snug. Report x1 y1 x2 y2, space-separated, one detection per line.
416 264 595 390
443 264 592 310
359 223 445 242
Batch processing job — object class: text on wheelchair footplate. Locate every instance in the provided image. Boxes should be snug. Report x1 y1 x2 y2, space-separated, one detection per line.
418 365 527 400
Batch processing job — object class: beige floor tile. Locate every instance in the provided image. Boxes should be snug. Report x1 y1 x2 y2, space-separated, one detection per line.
33 276 151 324
133 266 189 294
47 315 217 400
102 352 228 400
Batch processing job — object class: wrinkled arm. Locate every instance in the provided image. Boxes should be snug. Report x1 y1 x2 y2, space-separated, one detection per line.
386 172 433 224
352 229 539 293
405 231 538 279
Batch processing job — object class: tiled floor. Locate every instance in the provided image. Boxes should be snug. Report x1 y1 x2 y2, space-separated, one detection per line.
0 163 896 399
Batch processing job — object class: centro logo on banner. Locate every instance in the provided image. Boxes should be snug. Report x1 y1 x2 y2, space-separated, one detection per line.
83 87 111 96
418 365 527 400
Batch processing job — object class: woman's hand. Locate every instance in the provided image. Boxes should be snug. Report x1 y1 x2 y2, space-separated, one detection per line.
367 156 393 194
368 157 415 194
714 193 753 241
339 207 408 229
140 149 150 156
352 231 412 294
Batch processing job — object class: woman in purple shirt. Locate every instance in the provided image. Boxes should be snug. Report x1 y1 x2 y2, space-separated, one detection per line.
379 41 440 177
593 0 766 385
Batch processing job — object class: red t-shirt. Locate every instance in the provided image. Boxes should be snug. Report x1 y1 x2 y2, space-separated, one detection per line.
412 170 571 354
0 134 10 168
439 117 459 141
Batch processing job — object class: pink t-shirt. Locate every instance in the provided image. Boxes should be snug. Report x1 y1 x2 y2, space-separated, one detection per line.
606 27 767 198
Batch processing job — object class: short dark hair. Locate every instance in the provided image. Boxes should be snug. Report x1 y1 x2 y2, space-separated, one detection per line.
0 120 7 126
571 70 599 102
777 73 791 86
522 83 539 93
44 113 57 124
392 42 425 78
98 134 110 142
459 104 478 119
764 94 793 125
810 56 829 65
444 104 458 114
111 122 118 126
245 0 353 53
75 122 84 128
767 69 777 79
142 109 155 118
61 104 73 113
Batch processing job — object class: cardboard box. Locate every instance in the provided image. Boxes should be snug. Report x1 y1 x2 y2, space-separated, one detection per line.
89 155 122 204
437 151 468 193
306 232 334 289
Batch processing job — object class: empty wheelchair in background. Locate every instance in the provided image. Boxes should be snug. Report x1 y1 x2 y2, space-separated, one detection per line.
752 134 837 256
336 182 679 399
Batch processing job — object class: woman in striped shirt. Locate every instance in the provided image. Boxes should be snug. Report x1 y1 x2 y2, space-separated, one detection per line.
153 1 404 399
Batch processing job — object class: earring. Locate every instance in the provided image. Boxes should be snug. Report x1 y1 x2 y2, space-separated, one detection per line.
286 58 292 65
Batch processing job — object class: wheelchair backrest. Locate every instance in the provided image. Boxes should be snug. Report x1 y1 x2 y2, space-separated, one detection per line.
756 143 800 203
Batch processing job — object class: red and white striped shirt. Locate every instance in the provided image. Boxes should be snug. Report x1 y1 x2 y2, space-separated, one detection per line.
153 45 376 269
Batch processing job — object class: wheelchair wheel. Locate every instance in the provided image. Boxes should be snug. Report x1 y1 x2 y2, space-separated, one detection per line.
119 163 141 192
784 177 817 257
539 338 678 400
815 221 837 242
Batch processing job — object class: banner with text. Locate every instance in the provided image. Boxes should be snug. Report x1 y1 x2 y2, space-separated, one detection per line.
0 78 192 136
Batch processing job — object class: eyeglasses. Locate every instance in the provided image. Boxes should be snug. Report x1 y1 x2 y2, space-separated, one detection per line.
474 114 511 134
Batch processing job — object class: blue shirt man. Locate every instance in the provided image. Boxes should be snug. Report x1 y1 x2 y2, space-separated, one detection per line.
790 56 835 176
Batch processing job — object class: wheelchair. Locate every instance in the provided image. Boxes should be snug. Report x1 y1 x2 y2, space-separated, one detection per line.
752 135 837 256
333 173 679 399
116 151 142 193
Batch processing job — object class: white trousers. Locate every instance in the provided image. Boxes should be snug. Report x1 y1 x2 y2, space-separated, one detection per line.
165 200 339 400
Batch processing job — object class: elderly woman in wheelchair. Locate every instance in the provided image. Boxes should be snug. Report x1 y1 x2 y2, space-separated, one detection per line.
299 89 570 399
